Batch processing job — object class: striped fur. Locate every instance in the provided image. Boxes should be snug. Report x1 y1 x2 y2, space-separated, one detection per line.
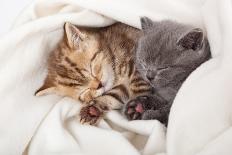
35 22 152 124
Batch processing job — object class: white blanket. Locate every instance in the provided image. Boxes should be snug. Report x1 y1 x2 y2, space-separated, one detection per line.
0 0 232 155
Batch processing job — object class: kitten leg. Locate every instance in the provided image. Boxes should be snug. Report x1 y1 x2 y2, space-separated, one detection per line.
123 96 150 120
79 89 94 103
123 94 168 121
79 88 104 103
79 102 108 125
79 97 122 125
79 84 130 125
122 72 155 120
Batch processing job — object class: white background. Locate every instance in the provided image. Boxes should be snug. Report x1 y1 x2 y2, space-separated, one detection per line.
0 0 33 36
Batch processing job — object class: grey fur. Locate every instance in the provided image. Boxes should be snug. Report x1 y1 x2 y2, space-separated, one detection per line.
124 17 211 125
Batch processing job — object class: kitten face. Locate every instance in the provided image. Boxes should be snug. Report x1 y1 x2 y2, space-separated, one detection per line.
136 18 211 92
35 23 114 102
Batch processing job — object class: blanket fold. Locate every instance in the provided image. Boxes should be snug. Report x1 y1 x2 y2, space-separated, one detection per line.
0 0 232 155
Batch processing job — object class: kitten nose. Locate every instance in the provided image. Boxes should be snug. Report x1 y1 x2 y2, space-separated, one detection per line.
90 79 102 89
146 70 155 81
97 82 103 89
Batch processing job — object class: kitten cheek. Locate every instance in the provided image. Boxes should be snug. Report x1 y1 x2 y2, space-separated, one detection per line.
139 75 150 85
92 65 101 78
137 70 146 80
140 73 150 83
152 78 167 88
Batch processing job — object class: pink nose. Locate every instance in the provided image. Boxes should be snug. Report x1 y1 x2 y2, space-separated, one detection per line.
97 82 103 89
90 79 102 89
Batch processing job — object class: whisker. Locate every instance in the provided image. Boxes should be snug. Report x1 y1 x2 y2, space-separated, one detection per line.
136 69 147 71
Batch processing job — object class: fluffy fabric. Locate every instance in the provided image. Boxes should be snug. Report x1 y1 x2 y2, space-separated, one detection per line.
0 0 232 155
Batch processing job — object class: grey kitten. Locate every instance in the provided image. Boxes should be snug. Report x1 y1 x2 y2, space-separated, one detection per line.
123 17 211 125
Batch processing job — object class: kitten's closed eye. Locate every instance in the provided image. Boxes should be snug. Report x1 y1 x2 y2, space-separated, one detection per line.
157 67 169 70
145 67 170 81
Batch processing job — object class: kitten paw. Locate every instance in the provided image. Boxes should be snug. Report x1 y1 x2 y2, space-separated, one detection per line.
124 96 148 120
79 101 108 125
80 104 102 125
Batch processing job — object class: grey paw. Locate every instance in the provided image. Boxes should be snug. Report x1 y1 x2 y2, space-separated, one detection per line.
123 96 151 120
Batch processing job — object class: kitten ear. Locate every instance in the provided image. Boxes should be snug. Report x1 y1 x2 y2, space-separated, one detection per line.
35 77 56 96
177 28 204 50
64 22 83 50
140 17 154 30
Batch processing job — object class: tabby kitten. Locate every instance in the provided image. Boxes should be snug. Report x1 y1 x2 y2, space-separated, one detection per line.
35 22 152 125
123 17 211 125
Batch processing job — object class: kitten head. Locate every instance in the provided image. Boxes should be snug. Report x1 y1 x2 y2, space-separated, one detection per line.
136 17 211 90
35 23 114 102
